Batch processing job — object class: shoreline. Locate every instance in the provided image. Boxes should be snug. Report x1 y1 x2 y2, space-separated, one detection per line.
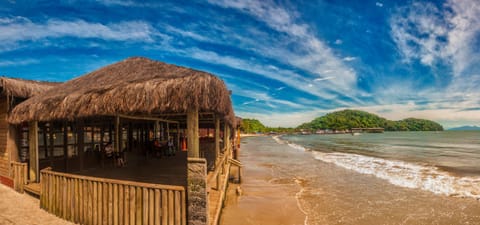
221 136 306 225
222 135 480 225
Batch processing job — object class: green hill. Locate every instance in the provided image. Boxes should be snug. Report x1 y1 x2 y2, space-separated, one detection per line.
240 118 267 133
298 109 443 131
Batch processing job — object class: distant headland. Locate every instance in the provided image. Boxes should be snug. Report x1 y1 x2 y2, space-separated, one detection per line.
241 109 444 133
448 125 480 131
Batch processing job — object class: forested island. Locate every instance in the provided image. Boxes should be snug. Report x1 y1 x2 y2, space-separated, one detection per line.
241 109 444 133
298 110 443 131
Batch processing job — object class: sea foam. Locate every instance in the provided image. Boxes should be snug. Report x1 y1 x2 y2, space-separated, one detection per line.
311 151 480 199
274 135 480 200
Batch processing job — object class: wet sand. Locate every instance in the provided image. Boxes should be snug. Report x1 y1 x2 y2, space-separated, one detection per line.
221 136 480 225
220 136 306 225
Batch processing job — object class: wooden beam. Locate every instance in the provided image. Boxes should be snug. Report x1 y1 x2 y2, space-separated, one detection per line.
29 121 39 182
214 115 220 164
114 115 120 153
118 114 178 124
186 107 199 158
77 120 84 171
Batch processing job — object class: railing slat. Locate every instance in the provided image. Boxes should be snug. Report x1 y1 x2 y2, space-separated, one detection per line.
174 191 181 225
107 183 113 225
119 184 124 225
114 183 119 225
154 189 160 225
125 186 130 225
130 186 136 225
148 189 154 225
136 186 142 225
39 169 185 225
142 187 148 225
103 182 108 225
98 182 103 225
161 190 167 225
168 190 174 225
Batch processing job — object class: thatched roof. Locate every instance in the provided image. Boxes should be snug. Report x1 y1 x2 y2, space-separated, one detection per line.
0 77 59 99
8 57 235 125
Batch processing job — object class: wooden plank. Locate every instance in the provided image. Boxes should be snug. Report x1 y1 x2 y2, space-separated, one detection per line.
168 190 174 225
98 182 103 225
124 186 130 225
66 178 71 220
109 183 114 225
40 170 185 191
103 182 108 225
114 183 118 225
119 184 124 225
142 188 148 225
74 178 79 223
93 182 98 225
84 179 89 224
88 180 93 225
148 189 154 225
161 190 167 225
70 179 75 222
154 189 160 225
130 186 136 225
174 191 181 225
136 186 142 225
181 191 186 225
56 175 60 216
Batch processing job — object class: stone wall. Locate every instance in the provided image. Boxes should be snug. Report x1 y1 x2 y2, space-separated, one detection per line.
187 158 208 225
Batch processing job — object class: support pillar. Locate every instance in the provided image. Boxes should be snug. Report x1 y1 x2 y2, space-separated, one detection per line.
186 107 208 225
28 121 39 182
187 107 199 157
214 116 220 164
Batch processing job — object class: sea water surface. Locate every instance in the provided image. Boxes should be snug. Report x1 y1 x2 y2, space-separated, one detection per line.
281 131 480 199
221 134 480 225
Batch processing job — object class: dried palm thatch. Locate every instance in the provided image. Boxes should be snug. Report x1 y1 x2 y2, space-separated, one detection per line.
0 77 59 98
8 57 235 125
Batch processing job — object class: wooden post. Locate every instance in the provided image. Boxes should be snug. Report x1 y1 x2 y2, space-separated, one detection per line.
176 123 180 152
187 107 199 158
223 123 228 153
29 121 39 182
78 120 85 171
63 122 68 172
214 116 220 165
115 115 120 153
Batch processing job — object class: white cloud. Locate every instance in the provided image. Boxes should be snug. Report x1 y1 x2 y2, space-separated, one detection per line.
376 2 383 7
182 48 339 100
207 0 358 93
334 39 342 45
314 76 334 82
0 58 39 67
236 109 326 127
0 16 160 50
343 56 356 61
390 0 480 76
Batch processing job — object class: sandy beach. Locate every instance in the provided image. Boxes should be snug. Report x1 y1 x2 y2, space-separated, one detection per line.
0 184 75 225
220 136 306 225
221 135 480 225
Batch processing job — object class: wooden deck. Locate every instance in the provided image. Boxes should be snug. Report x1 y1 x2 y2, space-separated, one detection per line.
24 182 41 196
72 151 188 187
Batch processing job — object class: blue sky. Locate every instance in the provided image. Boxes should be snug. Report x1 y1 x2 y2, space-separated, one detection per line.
1 0 479 128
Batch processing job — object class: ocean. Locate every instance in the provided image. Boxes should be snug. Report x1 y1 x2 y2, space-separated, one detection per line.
221 133 480 225
281 131 480 199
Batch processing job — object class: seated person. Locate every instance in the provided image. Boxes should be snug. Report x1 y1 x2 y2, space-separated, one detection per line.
104 142 113 158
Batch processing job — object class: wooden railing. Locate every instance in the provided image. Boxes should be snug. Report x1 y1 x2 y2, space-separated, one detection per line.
207 145 233 225
40 168 186 225
207 147 231 190
11 162 28 193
